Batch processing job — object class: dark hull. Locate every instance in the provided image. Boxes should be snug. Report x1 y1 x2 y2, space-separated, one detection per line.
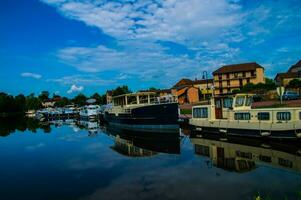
104 103 179 132
191 126 301 140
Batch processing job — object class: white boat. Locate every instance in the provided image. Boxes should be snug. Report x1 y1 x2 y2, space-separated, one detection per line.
79 105 100 119
189 93 301 139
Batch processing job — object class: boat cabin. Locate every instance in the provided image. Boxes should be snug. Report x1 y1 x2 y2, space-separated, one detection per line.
112 92 177 108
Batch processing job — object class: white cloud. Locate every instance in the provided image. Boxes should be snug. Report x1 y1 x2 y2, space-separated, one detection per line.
48 74 115 86
67 84 84 94
21 72 42 79
41 0 242 44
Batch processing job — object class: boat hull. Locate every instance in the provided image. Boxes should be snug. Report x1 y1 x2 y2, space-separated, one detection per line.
104 103 179 133
191 125 301 140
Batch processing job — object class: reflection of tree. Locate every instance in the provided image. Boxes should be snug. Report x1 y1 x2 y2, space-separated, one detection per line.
0 117 42 136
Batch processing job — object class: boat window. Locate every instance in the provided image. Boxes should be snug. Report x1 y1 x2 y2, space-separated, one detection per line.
193 107 208 118
127 96 137 105
223 98 233 108
276 112 291 121
278 158 293 168
195 145 210 156
234 113 251 120
257 112 270 121
235 96 245 107
139 95 148 104
236 151 252 159
259 155 271 163
245 97 253 106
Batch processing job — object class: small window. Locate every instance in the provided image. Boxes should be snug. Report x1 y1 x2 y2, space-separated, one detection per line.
234 113 251 120
299 112 301 120
245 97 253 106
223 98 233 108
258 112 270 121
235 96 245 107
193 107 208 118
276 112 291 121
259 155 271 163
278 158 293 168
236 151 252 159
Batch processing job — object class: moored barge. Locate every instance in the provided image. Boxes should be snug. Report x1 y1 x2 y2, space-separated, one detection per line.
189 94 301 139
104 92 179 133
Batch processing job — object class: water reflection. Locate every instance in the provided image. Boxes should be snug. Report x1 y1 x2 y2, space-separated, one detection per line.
190 134 301 173
0 118 300 200
105 125 180 157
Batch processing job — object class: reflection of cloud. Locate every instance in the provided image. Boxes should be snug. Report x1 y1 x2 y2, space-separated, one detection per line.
25 142 45 151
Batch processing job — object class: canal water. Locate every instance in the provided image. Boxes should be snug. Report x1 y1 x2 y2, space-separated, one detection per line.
0 118 300 200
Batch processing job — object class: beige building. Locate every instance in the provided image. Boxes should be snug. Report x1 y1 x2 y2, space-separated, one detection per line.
275 60 301 87
106 90 113 104
212 62 265 95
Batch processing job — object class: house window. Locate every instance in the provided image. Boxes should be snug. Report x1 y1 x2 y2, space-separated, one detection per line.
219 89 223 94
247 78 250 83
226 74 230 79
234 73 238 78
276 112 291 121
223 98 233 108
243 72 246 77
227 80 230 86
258 112 270 120
193 107 208 118
234 113 251 120
218 75 222 80
251 71 256 76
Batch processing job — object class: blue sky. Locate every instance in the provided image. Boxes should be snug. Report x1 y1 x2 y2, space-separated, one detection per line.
1 0 301 97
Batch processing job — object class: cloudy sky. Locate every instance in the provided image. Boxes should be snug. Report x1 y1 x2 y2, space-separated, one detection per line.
1 0 301 96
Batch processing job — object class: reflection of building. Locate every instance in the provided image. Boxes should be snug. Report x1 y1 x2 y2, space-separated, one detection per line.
171 78 213 104
213 62 265 95
190 137 301 173
111 135 157 157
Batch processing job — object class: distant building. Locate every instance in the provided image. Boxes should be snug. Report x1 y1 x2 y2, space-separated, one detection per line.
138 88 172 97
171 78 213 104
275 60 301 87
288 60 301 73
212 62 265 95
106 90 113 104
42 97 61 108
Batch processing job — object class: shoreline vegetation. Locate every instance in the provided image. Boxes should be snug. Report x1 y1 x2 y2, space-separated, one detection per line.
0 85 131 117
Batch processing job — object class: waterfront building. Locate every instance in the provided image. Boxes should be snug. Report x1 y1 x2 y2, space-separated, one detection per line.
106 90 113 104
171 78 213 104
212 62 265 95
275 60 301 87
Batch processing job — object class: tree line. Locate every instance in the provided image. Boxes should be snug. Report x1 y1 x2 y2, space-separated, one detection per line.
0 85 132 115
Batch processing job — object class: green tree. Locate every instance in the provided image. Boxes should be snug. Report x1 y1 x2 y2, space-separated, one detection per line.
149 87 157 90
91 93 102 104
38 91 50 101
112 85 131 96
288 79 301 94
54 97 70 107
14 94 26 112
26 93 42 110
72 93 87 106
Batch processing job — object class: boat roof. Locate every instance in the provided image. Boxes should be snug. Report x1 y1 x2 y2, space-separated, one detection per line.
112 92 157 99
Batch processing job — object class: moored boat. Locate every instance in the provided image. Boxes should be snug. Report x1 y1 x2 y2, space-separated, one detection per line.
189 94 301 139
79 105 100 119
104 92 179 132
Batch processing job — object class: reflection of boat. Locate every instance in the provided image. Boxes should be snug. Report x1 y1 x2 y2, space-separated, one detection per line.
79 105 100 119
189 93 301 139
105 125 181 156
190 134 301 173
77 120 99 134
104 92 179 133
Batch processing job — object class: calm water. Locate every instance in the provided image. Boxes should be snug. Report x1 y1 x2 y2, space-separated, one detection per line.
0 118 300 200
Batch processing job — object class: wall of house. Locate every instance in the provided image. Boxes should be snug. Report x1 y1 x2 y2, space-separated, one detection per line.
213 68 265 95
187 87 199 104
